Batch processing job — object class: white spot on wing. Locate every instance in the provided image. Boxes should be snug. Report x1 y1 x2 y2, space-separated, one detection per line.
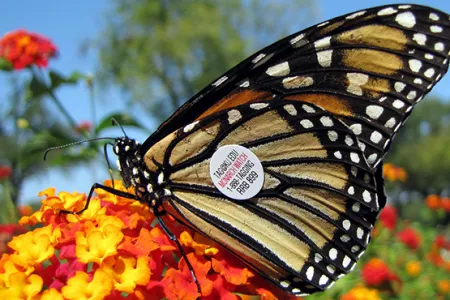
394 82 406 92
350 124 362 135
240 80 250 87
320 116 333 127
284 104 297 116
317 50 333 67
212 76 228 87
363 190 371 202
385 117 396 128
346 11 366 19
377 7 397 16
429 13 439 21
347 73 369 96
328 130 338 141
266 62 290 77
252 53 266 64
183 120 199 133
249 103 269 110
228 110 242 124
282 76 314 89
435 42 444 51
413 33 426 45
395 12 416 28
302 104 316 113
306 266 314 280
430 25 443 33
393 99 405 109
366 105 384 120
314 37 331 49
300 119 314 128
408 59 422 72
370 131 382 144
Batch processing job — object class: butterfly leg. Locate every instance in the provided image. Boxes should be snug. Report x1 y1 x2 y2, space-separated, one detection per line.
60 182 139 215
155 210 202 295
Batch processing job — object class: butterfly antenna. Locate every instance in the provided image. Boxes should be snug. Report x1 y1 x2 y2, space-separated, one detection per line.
111 118 128 138
43 137 115 160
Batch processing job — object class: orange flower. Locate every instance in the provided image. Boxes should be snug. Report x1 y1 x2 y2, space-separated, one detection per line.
425 194 441 210
397 227 421 250
18 205 33 216
405 261 421 277
340 284 381 300
361 258 398 286
0 29 57 69
379 205 397 230
438 280 450 294
383 163 407 182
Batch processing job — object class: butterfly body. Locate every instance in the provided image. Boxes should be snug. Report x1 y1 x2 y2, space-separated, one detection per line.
110 4 450 296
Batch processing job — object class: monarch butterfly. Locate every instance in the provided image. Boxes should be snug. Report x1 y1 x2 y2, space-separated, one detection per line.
76 4 450 297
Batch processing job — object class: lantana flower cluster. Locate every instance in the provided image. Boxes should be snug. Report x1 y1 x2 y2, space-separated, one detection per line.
0 29 57 70
425 194 450 212
382 164 407 182
0 181 296 299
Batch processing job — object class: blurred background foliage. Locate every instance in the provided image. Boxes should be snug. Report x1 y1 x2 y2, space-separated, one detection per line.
0 0 450 298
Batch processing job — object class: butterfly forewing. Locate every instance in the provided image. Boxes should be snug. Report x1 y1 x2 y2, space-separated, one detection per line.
144 4 450 170
143 99 382 294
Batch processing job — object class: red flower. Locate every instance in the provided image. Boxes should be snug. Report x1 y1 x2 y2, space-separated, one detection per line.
379 205 397 230
0 165 12 180
0 29 57 69
441 197 450 212
74 121 92 134
361 258 398 286
397 227 421 250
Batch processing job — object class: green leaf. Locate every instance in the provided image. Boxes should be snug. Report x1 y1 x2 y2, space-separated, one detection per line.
0 57 13 71
95 113 145 135
49 70 84 89
26 75 49 100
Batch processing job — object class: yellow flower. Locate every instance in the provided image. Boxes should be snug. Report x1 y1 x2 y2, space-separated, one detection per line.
8 225 60 269
438 280 450 294
101 256 151 293
405 261 421 277
40 288 64 300
61 270 113 300
76 222 124 264
341 285 381 300
0 272 43 299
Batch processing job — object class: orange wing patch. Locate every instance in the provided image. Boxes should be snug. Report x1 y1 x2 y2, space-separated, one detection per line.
197 90 272 119
285 94 354 117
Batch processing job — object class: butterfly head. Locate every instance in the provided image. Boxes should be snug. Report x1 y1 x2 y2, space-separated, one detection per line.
113 137 143 188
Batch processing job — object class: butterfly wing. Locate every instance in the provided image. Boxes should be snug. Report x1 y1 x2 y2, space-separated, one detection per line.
143 4 450 169
143 99 382 295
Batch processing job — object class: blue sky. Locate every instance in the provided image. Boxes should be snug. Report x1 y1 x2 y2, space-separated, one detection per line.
1 0 450 203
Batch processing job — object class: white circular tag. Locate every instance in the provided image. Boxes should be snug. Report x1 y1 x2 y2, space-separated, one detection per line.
209 145 264 200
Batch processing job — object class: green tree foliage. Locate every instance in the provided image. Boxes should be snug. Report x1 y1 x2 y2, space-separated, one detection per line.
95 0 315 121
386 98 450 194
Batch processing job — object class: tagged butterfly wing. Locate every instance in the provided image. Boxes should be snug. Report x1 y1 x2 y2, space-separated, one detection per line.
145 4 450 169
123 4 450 296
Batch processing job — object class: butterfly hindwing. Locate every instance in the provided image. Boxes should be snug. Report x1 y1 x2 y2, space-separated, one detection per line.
142 99 382 295
144 4 450 170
